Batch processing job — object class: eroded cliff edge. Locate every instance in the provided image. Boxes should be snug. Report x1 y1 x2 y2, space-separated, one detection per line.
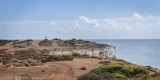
0 38 116 59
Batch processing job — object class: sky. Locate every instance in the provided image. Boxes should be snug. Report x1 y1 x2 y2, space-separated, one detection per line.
0 0 160 39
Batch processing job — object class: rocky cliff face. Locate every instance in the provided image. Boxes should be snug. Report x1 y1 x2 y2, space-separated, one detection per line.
49 45 116 59
0 39 116 59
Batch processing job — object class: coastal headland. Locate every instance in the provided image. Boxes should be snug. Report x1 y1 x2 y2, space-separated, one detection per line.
0 39 159 80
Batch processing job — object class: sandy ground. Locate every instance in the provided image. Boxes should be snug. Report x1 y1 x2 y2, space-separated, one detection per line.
0 58 103 80
0 58 159 80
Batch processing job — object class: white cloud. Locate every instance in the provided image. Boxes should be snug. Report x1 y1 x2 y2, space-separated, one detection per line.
106 20 132 31
1 13 160 39
79 16 99 27
133 13 142 19
73 20 80 27
50 21 56 25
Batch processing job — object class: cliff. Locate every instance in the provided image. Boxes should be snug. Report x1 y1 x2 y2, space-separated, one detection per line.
0 39 116 59
51 46 116 59
1 39 160 80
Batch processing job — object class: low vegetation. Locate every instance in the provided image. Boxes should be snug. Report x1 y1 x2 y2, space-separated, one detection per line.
90 56 99 59
0 49 13 63
26 39 33 42
82 54 90 58
4 59 41 67
78 65 150 80
38 39 52 46
38 37 52 46
80 67 87 70
113 59 127 62
72 53 82 57
13 49 43 60
0 40 11 46
13 39 33 45
69 38 77 46
41 55 73 63
98 61 111 65
13 45 25 48
20 74 32 80
53 38 61 40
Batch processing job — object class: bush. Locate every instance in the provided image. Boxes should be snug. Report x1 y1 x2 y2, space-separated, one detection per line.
53 38 61 40
13 49 42 60
0 53 13 63
78 65 150 80
4 59 41 67
13 45 25 48
38 40 52 46
69 38 77 46
110 73 126 78
72 53 82 57
92 65 148 78
41 55 57 63
26 39 33 42
41 55 73 63
0 40 11 46
26 59 41 66
151 72 160 77
82 54 89 58
98 61 111 65
90 56 98 59
149 76 160 80
78 72 104 80
27 43 32 45
6 63 24 67
20 74 32 80
80 67 86 70
113 59 127 62
62 55 73 60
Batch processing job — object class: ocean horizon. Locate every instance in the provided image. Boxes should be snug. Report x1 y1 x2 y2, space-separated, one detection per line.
88 39 160 69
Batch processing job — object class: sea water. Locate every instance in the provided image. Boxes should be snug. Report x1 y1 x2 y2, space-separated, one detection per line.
88 39 160 69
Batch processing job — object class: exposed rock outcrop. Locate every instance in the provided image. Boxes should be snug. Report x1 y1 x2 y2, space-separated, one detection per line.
0 39 116 59
50 46 116 59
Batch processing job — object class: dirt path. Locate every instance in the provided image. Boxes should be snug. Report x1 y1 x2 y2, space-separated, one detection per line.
0 58 159 80
0 58 103 80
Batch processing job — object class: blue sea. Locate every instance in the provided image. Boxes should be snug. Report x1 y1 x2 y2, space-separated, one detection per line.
88 39 160 69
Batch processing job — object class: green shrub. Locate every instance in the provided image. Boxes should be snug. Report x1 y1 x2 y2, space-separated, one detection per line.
6 63 24 67
68 38 77 46
72 53 81 57
41 55 57 63
1 53 13 63
38 40 52 46
41 55 73 63
53 38 61 40
90 56 98 58
78 72 104 80
27 43 32 45
98 61 111 65
149 76 160 80
26 39 33 42
82 54 89 58
13 45 25 48
62 55 73 60
113 59 127 62
26 59 41 66
80 67 86 70
4 59 41 67
0 40 11 46
122 66 148 76
20 74 32 80
93 65 148 78
110 73 126 78
79 65 149 80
